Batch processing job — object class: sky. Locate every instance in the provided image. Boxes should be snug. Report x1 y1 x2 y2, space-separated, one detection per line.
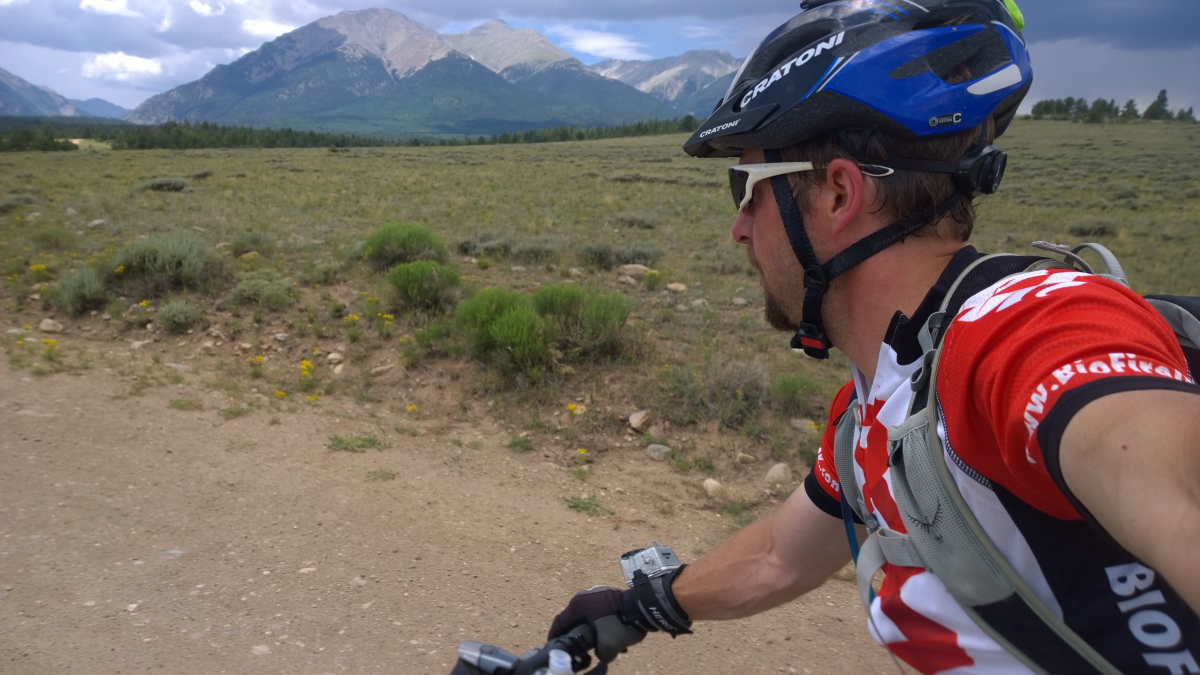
1 0 1198 115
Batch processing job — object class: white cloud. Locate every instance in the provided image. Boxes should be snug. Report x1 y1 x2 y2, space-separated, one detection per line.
82 51 163 81
79 0 140 17
679 25 721 40
0 0 31 6
241 18 296 39
188 1 224 17
547 25 649 61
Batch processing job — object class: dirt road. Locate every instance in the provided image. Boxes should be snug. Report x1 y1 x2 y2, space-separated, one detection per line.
1 356 900 674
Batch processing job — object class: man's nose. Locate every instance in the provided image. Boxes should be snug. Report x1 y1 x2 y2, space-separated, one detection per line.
731 208 753 244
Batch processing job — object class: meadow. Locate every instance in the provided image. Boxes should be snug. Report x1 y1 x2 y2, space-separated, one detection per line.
1 119 1198 477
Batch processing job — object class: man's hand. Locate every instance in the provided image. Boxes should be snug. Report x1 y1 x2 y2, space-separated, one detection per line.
1060 388 1200 613
548 586 646 663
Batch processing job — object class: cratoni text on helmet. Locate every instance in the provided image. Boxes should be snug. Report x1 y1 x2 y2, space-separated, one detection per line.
740 31 845 109
699 119 741 139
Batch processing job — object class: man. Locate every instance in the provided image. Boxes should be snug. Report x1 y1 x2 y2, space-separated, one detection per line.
549 1 1200 672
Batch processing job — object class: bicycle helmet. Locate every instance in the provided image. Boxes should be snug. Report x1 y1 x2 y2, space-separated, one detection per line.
684 0 1032 359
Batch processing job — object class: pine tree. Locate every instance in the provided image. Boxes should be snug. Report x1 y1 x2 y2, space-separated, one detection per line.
1120 99 1140 121
1143 90 1172 120
1177 107 1197 123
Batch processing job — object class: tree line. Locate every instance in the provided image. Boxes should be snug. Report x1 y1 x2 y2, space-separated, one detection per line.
1031 90 1196 124
0 116 704 152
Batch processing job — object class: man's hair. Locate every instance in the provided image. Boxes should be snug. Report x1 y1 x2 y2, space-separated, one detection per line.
780 56 996 241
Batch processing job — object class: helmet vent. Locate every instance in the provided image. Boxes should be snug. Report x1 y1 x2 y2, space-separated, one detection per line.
889 26 1009 84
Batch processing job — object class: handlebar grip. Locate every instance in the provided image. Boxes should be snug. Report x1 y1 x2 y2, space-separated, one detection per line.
511 624 596 675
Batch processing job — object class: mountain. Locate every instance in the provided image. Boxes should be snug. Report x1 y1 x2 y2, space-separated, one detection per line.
591 50 741 114
442 19 570 77
671 71 736 118
0 68 90 117
127 9 673 135
69 98 131 119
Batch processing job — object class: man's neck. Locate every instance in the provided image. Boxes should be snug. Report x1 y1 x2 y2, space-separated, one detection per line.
826 237 968 382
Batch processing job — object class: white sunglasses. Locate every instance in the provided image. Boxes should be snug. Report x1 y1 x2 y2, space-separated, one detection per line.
728 161 895 212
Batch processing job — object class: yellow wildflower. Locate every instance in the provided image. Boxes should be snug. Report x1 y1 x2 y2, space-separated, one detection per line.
114 266 125 274
407 404 418 413
566 404 577 412
275 391 287 398
29 264 47 272
578 448 587 455
139 300 150 307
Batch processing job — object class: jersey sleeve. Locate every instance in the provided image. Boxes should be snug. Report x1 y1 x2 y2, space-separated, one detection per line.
937 271 1197 519
803 381 858 520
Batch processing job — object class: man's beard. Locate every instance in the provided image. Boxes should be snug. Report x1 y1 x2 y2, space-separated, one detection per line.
746 246 800 332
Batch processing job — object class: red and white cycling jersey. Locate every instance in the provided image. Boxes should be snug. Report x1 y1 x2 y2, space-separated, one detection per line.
804 248 1200 674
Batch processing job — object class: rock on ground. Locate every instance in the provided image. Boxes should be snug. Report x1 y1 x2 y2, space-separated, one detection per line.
39 319 64 333
666 283 688 293
616 264 650 277
628 410 652 432
646 444 671 461
765 463 792 484
703 478 724 499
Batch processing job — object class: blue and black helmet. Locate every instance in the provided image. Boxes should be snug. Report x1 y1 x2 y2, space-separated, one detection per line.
684 0 1032 158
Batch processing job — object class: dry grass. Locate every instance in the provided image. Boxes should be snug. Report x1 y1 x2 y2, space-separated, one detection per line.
2 120 1197 470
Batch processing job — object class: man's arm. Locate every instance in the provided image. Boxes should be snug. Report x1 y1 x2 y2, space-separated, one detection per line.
672 486 857 621
1060 388 1200 613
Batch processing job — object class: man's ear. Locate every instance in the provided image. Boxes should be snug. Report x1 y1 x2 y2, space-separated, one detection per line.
818 158 867 241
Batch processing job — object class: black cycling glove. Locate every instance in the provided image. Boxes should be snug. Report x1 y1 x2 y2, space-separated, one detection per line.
548 566 692 663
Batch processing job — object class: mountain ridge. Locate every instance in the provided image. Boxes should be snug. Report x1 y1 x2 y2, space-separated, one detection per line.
590 50 741 113
126 9 674 135
0 68 90 118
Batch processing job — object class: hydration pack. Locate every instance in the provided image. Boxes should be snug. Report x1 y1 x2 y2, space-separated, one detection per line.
834 242 1200 675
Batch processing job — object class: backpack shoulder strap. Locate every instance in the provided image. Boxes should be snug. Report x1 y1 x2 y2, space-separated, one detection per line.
853 253 1123 675
1145 295 1200 376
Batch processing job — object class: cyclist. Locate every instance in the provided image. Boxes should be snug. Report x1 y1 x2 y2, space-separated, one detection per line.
548 1 1200 672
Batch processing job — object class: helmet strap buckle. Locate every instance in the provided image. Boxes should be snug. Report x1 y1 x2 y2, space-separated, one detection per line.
792 324 832 359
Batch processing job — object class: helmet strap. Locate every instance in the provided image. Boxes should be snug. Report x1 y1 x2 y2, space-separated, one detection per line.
762 149 964 360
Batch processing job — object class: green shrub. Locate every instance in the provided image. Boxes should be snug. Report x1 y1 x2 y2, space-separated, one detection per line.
615 241 663 267
231 230 276 257
114 232 224 295
52 267 107 315
136 177 189 192
533 285 631 359
31 224 72 251
231 269 294 309
0 195 35 214
532 284 587 323
158 298 201 334
362 223 448 270
663 360 769 429
387 261 461 313
410 321 456 359
614 213 657 229
512 236 564 263
454 231 512 258
771 373 821 418
455 288 533 357
298 260 341 285
455 289 554 382
580 293 632 356
578 242 615 270
489 306 553 381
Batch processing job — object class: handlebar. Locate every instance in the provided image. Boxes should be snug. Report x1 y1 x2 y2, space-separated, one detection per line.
452 624 603 675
